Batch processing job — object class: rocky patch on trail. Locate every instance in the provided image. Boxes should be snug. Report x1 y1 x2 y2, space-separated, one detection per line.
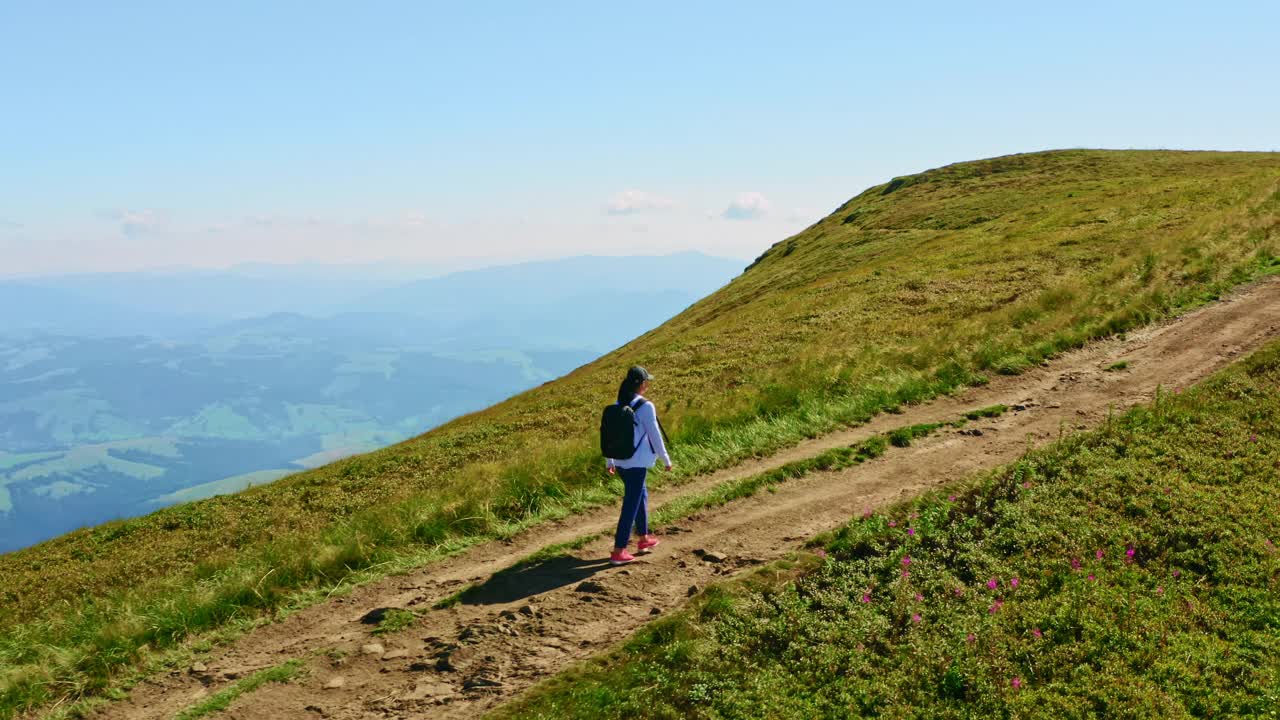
463 672 505 691
358 607 392 625
405 679 458 703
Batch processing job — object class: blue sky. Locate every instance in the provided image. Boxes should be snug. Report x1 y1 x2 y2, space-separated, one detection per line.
1 1 1277 275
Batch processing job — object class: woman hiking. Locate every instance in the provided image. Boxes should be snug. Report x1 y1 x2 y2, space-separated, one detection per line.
603 365 671 566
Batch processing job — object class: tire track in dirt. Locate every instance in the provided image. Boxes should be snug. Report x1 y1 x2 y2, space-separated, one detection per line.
91 278 1280 720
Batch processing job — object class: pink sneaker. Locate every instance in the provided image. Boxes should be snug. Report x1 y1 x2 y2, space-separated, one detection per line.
636 536 661 554
609 549 635 566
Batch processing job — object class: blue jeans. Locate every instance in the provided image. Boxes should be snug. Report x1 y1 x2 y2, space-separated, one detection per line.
614 467 649 549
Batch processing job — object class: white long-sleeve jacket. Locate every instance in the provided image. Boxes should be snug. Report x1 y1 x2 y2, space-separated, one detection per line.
605 394 671 470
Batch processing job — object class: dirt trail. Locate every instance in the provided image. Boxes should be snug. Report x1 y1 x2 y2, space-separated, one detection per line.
92 279 1280 720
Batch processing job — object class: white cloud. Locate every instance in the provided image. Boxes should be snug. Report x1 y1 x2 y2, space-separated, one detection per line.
402 210 430 228
605 189 675 215
240 214 276 228
103 209 167 238
723 192 770 221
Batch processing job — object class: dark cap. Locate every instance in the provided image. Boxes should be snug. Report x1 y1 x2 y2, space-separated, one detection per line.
626 365 654 384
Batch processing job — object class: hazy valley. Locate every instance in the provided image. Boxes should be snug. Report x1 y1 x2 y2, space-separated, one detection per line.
0 252 741 551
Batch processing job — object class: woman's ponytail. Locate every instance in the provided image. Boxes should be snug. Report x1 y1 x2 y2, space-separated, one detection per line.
615 365 653 406
616 376 641 406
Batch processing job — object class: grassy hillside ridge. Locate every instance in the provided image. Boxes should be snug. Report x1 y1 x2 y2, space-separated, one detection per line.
497 339 1280 719
2 150 1278 716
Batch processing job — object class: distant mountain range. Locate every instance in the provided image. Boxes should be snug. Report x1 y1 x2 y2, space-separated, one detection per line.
0 252 744 551
0 252 741 344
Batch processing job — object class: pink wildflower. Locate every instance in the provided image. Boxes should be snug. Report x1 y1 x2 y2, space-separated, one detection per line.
1022 481 1032 489
1010 577 1020 589
902 555 911 566
1070 557 1081 571
912 613 922 623
1126 546 1135 561
815 549 827 558
1156 586 1164 594
914 593 924 602
907 527 916 536
966 633 976 643
1172 569 1181 578
1095 549 1104 560
1032 628 1042 639
862 507 873 520
987 578 999 590
954 587 965 597
889 520 897 528
988 600 1003 614
902 570 910 578
1011 677 1022 690
1250 434 1258 443
948 494 957 501
861 593 871 603
1087 574 1096 581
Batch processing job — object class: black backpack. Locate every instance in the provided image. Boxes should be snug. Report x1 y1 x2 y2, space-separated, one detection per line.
600 398 644 459
600 397 673 459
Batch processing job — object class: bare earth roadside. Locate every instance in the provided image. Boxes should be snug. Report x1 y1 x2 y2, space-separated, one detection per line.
90 278 1280 720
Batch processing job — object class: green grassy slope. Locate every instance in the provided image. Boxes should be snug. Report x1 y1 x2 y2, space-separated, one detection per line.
2 150 1279 716
498 339 1280 719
